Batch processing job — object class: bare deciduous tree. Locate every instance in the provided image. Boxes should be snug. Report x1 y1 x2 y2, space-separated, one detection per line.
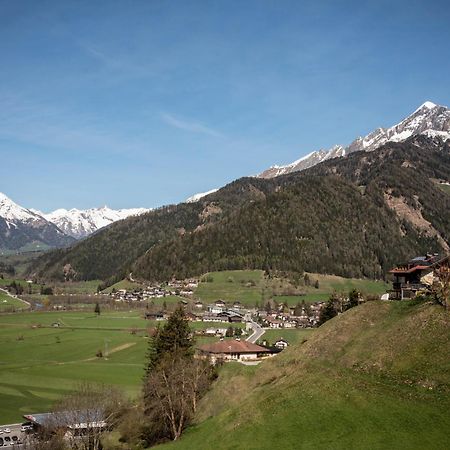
143 354 214 442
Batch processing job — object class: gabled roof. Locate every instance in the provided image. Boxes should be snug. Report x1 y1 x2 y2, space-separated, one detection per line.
389 265 430 274
198 340 271 354
389 254 449 274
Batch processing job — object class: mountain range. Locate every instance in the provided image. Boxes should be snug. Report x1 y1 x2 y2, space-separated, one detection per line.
4 101 450 280
258 101 450 178
38 206 150 239
0 193 150 251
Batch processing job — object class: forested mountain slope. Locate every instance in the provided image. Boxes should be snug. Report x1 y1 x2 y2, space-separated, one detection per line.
133 136 450 280
30 136 450 283
29 179 273 282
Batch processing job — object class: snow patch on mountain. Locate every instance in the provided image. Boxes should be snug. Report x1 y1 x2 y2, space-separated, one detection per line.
186 189 219 203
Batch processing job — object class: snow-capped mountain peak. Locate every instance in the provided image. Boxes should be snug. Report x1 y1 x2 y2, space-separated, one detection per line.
258 101 450 178
0 193 75 251
43 205 151 238
0 192 44 225
415 101 437 112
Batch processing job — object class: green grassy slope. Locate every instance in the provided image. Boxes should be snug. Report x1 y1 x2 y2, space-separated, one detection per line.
164 301 450 450
194 270 390 306
0 290 29 312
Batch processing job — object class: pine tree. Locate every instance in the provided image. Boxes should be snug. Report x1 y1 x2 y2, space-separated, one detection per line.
145 306 192 373
318 297 337 325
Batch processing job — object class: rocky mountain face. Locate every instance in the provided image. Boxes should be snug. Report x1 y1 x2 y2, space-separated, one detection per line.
42 206 151 239
258 101 450 178
0 193 75 252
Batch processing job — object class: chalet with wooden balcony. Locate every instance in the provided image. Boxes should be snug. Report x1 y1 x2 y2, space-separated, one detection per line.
389 253 449 300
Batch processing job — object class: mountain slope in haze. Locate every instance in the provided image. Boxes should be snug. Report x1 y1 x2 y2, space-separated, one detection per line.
162 301 450 450
29 136 450 283
0 193 75 252
259 101 450 178
42 206 151 239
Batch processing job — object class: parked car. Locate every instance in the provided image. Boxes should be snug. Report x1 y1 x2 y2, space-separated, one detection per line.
3 428 10 433
20 424 33 432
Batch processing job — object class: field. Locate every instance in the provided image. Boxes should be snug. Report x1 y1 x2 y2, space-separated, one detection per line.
258 328 315 346
102 279 143 293
195 270 266 305
194 270 390 306
0 310 234 424
0 290 30 312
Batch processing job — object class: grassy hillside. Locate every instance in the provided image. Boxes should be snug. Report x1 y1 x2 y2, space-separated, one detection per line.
194 270 390 306
163 301 450 449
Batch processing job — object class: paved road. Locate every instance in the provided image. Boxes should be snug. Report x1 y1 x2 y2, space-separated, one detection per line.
246 319 265 344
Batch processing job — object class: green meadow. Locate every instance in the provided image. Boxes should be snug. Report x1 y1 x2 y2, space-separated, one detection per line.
258 328 315 346
0 290 30 312
195 270 266 305
0 310 238 424
194 270 390 306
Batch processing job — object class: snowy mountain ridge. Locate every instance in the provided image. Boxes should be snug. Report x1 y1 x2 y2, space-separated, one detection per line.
0 192 47 228
258 101 450 178
0 192 75 251
42 206 151 239
0 192 151 246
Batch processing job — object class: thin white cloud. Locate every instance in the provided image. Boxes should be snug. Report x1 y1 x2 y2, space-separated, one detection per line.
161 113 223 138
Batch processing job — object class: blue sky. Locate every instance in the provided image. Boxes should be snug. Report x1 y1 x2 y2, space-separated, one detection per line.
1 0 450 211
